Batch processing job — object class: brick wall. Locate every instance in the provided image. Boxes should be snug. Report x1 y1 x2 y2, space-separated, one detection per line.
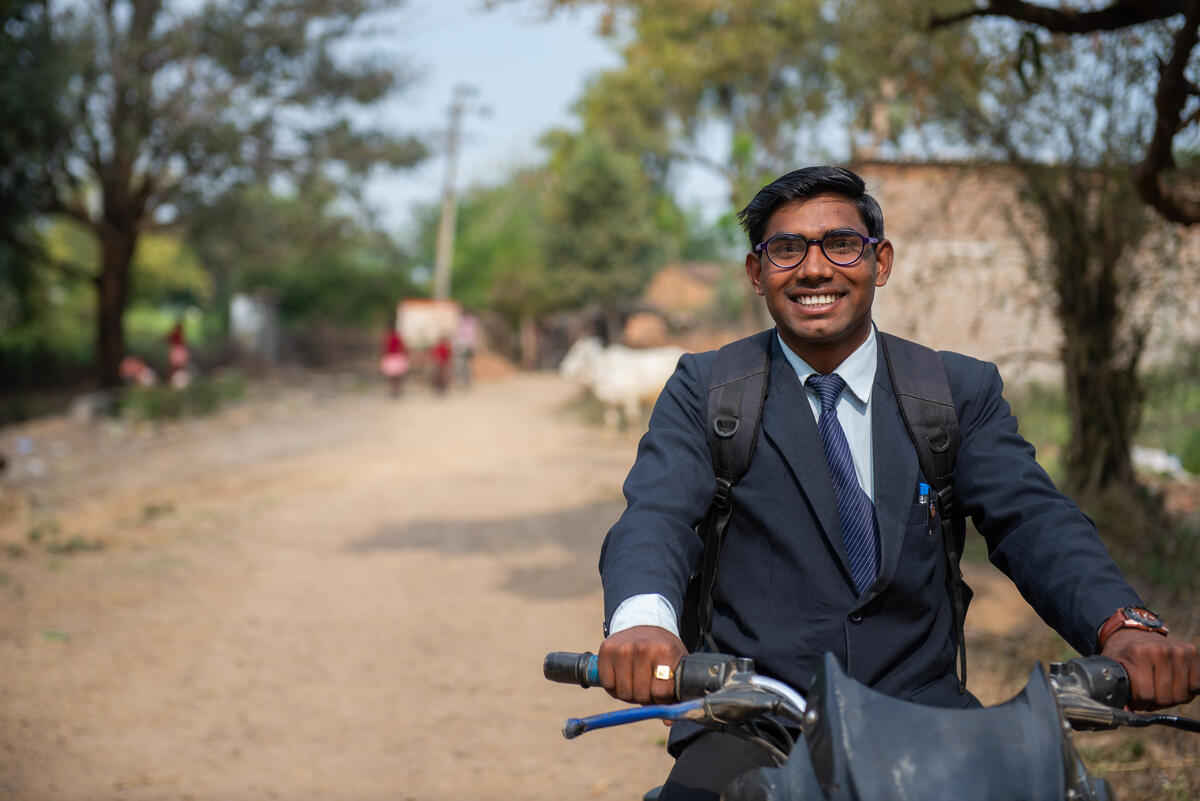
856 162 1200 385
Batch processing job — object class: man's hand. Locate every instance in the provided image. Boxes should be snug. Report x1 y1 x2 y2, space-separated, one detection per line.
1101 629 1200 710
597 625 688 705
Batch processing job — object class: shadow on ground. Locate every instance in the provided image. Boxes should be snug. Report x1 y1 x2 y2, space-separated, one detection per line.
348 497 627 600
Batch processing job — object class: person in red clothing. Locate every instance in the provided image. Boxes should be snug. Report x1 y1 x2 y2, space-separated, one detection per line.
166 318 191 387
430 336 452 395
379 327 410 397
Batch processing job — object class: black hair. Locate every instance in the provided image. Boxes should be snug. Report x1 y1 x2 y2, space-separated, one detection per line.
737 166 884 247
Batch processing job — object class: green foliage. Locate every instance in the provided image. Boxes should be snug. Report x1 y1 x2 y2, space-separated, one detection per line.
12 0 428 385
1138 354 1200 474
546 0 989 215
188 179 415 330
130 234 212 308
1007 382 1069 480
0 224 96 386
118 372 247 422
0 0 69 285
441 169 555 325
1182 430 1200 477
410 156 719 335
543 135 665 318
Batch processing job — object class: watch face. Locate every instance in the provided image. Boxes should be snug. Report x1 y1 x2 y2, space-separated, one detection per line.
1123 605 1165 629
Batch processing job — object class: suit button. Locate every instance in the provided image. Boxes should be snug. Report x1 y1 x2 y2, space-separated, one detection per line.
848 612 863 624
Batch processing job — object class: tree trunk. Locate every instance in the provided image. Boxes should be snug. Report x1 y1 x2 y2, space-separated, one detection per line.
1058 307 1139 497
519 314 538 370
1050 210 1140 497
96 227 137 388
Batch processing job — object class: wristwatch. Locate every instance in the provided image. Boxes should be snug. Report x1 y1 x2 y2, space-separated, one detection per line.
1097 605 1169 649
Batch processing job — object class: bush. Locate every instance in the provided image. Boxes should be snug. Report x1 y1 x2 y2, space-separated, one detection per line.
1181 427 1200 476
118 371 246 422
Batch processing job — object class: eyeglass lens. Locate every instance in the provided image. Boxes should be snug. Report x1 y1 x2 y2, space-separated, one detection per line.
765 232 866 268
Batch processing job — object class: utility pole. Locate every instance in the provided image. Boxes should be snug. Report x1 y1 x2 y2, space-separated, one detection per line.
432 85 486 301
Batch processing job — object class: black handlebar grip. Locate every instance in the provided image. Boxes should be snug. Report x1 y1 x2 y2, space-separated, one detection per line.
1051 655 1131 709
544 651 599 688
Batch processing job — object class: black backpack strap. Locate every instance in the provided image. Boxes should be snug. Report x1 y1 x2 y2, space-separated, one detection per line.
682 333 770 651
879 332 969 693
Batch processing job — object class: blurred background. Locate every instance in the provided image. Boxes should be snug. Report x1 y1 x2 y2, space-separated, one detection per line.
1 0 1199 798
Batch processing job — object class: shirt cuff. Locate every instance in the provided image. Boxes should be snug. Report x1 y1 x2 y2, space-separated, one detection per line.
608 593 680 637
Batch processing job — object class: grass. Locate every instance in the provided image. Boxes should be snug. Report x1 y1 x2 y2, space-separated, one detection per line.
118 370 246 422
1139 359 1200 474
1007 382 1070 481
1006 359 1200 483
19 518 104 557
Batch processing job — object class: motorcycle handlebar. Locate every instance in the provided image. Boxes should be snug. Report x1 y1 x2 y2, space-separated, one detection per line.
543 651 600 689
544 651 1143 713
543 651 760 701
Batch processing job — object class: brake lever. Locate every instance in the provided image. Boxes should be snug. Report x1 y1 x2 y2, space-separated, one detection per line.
1051 656 1200 733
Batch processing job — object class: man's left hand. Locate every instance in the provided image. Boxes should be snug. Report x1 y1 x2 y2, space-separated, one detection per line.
1101 629 1200 710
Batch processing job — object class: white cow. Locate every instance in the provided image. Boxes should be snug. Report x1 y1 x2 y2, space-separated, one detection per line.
560 336 685 434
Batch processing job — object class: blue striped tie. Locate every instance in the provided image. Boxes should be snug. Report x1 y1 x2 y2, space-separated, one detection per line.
807 373 879 595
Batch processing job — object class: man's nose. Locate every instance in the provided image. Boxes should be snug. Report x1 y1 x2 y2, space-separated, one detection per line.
796 246 836 279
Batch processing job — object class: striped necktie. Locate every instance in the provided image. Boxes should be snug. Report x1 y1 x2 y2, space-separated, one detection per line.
806 372 879 595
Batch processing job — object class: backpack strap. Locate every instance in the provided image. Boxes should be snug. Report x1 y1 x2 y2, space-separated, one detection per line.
879 332 969 693
681 332 771 651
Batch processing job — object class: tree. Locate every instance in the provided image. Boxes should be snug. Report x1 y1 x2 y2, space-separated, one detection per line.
931 1 1200 225
524 0 985 206
0 0 71 331
543 135 665 340
186 175 415 331
958 31 1177 497
24 0 426 386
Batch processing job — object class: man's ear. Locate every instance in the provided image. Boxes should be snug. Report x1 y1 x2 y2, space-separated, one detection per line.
745 251 766 295
873 238 894 288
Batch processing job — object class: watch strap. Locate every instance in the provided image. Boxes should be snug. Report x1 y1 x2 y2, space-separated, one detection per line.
1097 606 1169 650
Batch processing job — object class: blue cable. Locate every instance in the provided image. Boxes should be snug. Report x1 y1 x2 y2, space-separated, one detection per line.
563 699 705 739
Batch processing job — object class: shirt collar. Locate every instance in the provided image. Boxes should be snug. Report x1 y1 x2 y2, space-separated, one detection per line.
777 325 877 408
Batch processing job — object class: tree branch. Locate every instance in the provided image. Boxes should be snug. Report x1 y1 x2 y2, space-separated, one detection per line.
1132 0 1200 224
2 230 96 284
930 0 1185 33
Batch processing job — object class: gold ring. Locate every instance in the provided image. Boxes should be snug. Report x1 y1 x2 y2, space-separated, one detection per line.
654 664 673 681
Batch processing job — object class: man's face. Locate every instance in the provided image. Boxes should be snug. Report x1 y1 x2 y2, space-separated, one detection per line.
744 194 893 372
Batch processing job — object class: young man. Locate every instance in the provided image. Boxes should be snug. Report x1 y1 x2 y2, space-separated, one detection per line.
595 166 1200 800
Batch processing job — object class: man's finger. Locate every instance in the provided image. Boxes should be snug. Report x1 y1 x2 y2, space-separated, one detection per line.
650 661 676 703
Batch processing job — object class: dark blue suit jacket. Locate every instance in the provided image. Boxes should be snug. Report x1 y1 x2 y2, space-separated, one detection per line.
600 329 1141 709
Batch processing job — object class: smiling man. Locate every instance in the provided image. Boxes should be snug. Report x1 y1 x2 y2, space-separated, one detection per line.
593 166 1200 801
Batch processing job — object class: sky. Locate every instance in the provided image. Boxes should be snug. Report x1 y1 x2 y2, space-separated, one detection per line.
363 0 624 237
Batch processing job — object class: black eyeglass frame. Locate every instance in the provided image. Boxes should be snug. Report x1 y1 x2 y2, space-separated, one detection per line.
753 229 882 269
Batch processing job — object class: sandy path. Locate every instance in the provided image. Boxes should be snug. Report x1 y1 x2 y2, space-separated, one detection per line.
0 374 680 800
0 371 1053 800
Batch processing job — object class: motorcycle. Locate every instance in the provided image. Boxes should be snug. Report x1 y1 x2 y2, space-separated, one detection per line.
544 650 1200 800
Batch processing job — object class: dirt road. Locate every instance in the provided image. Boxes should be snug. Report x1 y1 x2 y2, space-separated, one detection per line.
0 370 1185 800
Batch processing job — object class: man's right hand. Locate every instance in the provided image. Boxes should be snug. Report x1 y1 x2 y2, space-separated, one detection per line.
597 625 689 705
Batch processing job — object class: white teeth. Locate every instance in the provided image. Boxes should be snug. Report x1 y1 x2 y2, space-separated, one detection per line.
796 294 836 306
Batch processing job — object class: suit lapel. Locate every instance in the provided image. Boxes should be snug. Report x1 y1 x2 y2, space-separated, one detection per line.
759 335 853 580
865 350 920 601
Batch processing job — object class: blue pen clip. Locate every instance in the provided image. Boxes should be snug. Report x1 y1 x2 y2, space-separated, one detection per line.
918 482 930 505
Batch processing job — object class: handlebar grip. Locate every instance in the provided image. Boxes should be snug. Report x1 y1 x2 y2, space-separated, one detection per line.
1051 655 1130 709
544 651 600 688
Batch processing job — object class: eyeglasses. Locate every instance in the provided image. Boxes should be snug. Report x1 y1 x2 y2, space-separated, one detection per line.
754 230 881 269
